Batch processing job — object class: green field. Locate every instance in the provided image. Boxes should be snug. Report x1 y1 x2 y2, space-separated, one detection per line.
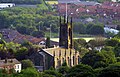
50 37 95 42
45 1 58 4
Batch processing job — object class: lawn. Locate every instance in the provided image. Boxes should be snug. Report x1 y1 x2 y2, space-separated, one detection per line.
50 37 95 42
45 1 58 4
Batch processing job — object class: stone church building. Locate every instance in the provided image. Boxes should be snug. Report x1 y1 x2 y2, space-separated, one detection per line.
29 16 80 71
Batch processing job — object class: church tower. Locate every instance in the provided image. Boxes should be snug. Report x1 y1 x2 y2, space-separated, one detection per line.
59 16 73 49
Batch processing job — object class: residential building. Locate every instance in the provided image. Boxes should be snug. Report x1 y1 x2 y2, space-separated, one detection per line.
0 58 21 73
0 3 15 9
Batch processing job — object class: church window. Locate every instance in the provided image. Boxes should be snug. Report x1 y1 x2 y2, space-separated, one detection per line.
69 28 71 37
67 57 70 66
62 58 65 63
78 56 81 64
73 56 75 65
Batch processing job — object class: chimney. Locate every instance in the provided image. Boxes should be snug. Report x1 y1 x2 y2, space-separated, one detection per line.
10 59 13 63
4 58 7 63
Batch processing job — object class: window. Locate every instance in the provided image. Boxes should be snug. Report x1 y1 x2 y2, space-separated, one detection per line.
17 65 19 69
73 56 75 65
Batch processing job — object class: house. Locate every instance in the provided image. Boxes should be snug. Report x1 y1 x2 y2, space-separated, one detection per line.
85 17 94 22
0 58 21 73
0 29 46 46
0 3 15 9
104 24 118 29
29 17 80 71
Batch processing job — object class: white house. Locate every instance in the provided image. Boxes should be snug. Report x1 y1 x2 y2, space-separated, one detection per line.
0 58 21 73
112 0 120 2
0 3 15 9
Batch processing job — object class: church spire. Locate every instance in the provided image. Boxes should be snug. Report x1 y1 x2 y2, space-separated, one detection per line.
59 16 73 49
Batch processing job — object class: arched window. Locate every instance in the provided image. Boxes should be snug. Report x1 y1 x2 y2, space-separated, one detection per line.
73 56 75 65
67 57 70 66
62 58 65 63
78 56 81 64
69 28 71 37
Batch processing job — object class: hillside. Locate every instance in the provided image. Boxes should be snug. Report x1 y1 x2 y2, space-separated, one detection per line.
0 0 44 4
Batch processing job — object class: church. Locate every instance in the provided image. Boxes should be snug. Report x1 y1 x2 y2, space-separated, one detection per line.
29 16 80 71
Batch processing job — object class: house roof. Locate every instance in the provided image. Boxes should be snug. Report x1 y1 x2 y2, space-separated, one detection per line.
0 58 21 67
58 0 80 3
0 29 45 44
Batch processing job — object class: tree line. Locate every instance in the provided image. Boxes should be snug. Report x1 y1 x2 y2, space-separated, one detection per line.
0 0 44 4
0 3 58 38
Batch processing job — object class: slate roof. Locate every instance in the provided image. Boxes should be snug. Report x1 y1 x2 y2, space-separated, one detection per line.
0 58 20 67
0 29 45 44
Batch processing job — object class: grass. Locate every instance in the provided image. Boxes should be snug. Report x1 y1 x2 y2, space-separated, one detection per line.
45 1 58 4
50 37 95 42
45 32 104 42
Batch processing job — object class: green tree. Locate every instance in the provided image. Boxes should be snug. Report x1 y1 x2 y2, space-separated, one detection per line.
98 62 120 77
31 31 45 38
67 64 95 77
105 38 119 47
58 61 69 76
114 43 120 57
81 50 116 68
43 69 63 77
73 22 86 34
88 25 104 35
21 40 33 49
15 47 28 60
19 68 40 77
46 37 51 48
21 59 34 69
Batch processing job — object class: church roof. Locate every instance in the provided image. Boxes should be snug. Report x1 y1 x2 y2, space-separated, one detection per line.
42 47 76 58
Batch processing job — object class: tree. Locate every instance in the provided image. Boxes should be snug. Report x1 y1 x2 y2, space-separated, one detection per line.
19 68 40 77
58 61 69 76
81 50 116 68
98 62 120 77
46 37 51 48
74 39 87 51
114 32 120 38
114 43 120 57
88 25 104 35
15 47 28 60
86 23 94 34
73 22 86 34
21 40 33 49
31 31 45 38
43 69 63 77
67 64 95 77
105 38 119 47
21 59 34 69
